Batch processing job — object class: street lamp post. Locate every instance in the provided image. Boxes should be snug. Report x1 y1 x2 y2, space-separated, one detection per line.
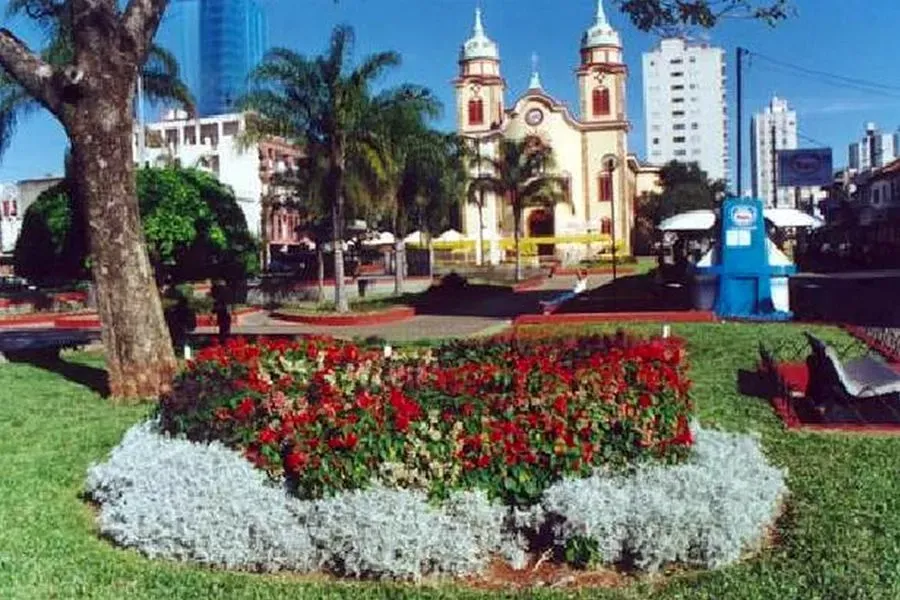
602 154 620 282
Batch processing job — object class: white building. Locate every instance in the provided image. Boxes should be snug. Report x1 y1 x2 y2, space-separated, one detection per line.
642 37 728 183
751 96 797 207
0 176 64 258
849 122 898 172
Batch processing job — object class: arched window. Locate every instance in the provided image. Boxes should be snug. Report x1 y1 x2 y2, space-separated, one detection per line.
598 172 613 202
468 98 484 126
592 87 610 116
601 217 612 235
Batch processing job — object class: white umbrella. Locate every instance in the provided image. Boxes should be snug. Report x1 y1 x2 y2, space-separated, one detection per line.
363 231 395 246
437 229 464 242
763 208 824 229
403 230 426 245
658 210 716 232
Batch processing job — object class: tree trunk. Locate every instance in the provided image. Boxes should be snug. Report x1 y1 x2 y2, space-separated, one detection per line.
476 203 484 266
513 203 523 282
316 245 325 303
260 198 270 271
394 239 405 296
68 99 177 400
331 145 349 313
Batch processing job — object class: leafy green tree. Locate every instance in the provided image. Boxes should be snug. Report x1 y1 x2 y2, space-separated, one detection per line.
16 167 258 288
469 137 568 281
239 26 408 313
616 0 791 31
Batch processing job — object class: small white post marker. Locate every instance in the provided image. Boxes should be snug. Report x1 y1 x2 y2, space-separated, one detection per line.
662 324 671 339
384 345 393 359
183 344 192 360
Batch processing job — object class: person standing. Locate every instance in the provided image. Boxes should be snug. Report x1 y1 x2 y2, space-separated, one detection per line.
212 285 231 345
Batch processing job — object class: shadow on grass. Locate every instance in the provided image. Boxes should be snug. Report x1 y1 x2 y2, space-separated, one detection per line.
6 351 109 397
556 273 692 314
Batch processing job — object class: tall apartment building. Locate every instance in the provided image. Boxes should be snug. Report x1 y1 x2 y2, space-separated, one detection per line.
642 38 729 183
154 0 268 117
849 123 898 172
750 96 797 207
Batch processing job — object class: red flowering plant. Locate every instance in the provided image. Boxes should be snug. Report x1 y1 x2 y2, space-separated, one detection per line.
157 330 694 506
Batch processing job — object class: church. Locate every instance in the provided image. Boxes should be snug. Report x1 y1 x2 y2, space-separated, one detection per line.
455 0 659 264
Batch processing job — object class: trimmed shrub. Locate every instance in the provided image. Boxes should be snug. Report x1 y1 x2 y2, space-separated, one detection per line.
157 333 694 505
85 421 786 578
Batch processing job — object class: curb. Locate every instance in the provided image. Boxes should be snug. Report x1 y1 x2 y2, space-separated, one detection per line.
514 311 717 327
270 305 416 327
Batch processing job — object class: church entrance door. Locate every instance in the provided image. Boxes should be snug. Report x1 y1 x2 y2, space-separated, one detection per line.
528 208 555 260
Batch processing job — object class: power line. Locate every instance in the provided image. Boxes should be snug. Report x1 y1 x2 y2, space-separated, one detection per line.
747 60 900 100
746 50 900 94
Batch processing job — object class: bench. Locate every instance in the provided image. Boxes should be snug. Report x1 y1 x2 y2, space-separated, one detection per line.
805 332 900 400
0 329 101 362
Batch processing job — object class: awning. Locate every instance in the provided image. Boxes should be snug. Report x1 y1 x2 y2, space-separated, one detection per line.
437 229 465 242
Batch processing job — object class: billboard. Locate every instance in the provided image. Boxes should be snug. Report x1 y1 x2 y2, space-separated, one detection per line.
777 148 833 187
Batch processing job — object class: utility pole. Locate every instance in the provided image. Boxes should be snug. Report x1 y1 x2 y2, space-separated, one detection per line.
736 47 745 197
771 120 777 207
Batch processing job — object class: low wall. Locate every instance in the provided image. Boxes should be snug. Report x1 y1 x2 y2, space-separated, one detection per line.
247 276 433 306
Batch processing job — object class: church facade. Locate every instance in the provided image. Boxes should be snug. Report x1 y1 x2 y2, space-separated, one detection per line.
455 1 659 264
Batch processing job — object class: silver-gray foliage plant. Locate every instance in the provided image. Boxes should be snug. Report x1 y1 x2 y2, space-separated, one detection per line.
540 426 787 571
85 420 786 579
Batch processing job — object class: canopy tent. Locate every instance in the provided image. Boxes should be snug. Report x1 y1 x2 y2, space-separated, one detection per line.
764 208 824 229
436 229 465 242
658 207 824 232
658 210 716 232
363 231 395 246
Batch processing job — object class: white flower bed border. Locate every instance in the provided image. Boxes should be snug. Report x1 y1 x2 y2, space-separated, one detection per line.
84 421 787 580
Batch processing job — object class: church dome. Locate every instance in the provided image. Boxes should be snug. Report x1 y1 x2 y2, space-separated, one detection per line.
460 7 499 61
582 0 621 48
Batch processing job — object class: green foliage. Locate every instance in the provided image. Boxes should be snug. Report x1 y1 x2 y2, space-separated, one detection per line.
617 0 792 31
15 167 258 285
564 536 602 569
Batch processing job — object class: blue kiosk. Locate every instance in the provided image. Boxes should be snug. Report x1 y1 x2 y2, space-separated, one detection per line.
691 197 796 321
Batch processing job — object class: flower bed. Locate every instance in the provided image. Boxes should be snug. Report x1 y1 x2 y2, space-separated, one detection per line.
158 333 693 506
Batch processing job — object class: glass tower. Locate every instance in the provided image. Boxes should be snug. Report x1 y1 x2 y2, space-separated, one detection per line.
199 0 268 116
154 0 267 117
154 0 202 108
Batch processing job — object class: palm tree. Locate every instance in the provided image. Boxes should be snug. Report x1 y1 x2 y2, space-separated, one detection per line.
469 137 568 281
239 26 405 313
363 86 446 294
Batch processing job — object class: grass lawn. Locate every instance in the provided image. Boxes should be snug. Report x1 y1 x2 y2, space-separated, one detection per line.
3 323 900 598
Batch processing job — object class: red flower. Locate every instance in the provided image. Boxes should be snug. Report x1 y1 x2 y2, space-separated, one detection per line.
214 407 231 421
345 433 359 449
234 398 255 420
476 455 491 468
553 395 568 414
284 450 308 472
639 394 653 409
258 427 278 445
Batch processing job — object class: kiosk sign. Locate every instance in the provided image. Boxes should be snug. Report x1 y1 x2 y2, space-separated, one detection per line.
730 205 757 228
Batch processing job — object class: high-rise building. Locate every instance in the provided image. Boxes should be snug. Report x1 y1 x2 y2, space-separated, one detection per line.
750 96 798 207
154 0 202 104
849 123 898 172
642 38 728 184
154 0 267 117
199 0 267 116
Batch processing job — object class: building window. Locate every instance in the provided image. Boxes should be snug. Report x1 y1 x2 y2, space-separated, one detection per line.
468 98 484 126
671 71 684 77
691 122 699 130
598 172 613 202
672 110 685 117
222 121 240 137
670 58 683 65
183 126 197 145
600 217 612 234
674 149 687 156
673 124 686 131
672 97 684 103
671 84 684 91
673 136 686 143
652 137 660 145
592 87 611 116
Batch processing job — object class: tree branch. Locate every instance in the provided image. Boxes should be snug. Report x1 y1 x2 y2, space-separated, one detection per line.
0 28 63 115
121 0 169 64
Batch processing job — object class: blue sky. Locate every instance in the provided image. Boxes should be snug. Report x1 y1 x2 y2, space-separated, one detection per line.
2 0 900 188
